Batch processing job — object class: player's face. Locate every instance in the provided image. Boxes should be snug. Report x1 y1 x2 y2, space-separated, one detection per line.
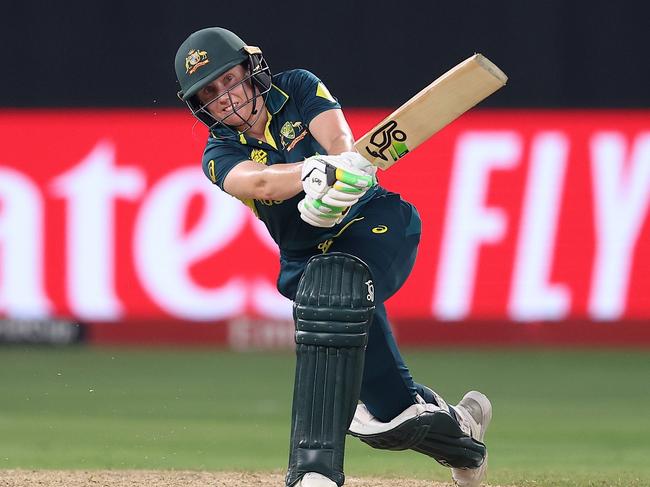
197 65 256 128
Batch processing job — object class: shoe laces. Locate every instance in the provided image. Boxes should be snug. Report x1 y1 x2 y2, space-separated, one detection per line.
455 405 479 439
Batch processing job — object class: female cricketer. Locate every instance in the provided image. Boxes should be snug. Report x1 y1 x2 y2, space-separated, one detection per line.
174 27 491 487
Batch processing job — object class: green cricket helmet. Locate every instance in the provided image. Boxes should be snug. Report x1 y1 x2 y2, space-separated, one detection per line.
174 27 272 132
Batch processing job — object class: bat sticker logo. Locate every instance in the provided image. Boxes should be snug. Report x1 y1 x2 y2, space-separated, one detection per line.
364 120 410 162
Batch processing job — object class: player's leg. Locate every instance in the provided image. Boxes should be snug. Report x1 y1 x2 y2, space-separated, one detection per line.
350 306 490 475
285 252 375 487
348 391 490 472
330 193 490 476
327 193 420 303
327 194 428 420
360 304 464 420
357 303 491 471
359 303 417 421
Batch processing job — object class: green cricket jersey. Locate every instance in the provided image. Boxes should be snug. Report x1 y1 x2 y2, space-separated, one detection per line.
201 69 382 252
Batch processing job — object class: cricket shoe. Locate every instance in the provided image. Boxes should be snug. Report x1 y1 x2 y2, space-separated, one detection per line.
451 391 492 487
294 472 337 487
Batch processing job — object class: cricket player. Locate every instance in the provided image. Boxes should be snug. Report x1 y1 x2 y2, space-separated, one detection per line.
174 27 492 487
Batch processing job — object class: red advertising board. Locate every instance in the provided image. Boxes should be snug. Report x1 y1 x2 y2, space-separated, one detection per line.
1 109 649 345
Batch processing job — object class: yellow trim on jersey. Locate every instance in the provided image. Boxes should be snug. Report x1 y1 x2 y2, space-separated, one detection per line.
207 160 217 183
239 133 247 144
270 85 290 113
333 217 365 237
316 217 365 254
263 109 278 150
316 82 336 103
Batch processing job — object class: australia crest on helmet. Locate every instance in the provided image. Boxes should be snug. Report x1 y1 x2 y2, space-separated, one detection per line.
185 49 209 75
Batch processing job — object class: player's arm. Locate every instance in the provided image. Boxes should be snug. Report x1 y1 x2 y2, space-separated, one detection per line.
298 110 378 228
223 109 356 201
223 160 303 201
308 109 356 155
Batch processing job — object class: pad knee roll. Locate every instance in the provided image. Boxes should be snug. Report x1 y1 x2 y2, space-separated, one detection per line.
286 253 375 487
294 252 375 347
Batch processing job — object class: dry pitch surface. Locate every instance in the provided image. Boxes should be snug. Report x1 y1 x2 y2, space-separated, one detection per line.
0 470 509 486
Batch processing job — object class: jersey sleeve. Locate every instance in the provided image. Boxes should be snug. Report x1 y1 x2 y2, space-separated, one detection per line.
287 69 341 126
201 138 250 191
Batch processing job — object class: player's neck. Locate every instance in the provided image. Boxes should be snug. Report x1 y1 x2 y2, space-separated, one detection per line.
245 108 269 141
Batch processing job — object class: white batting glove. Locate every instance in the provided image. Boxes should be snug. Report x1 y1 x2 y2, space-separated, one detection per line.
320 152 376 207
301 153 376 201
301 156 336 200
338 151 378 178
298 195 347 228
321 180 365 207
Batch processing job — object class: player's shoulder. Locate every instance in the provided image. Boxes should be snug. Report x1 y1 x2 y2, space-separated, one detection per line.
203 132 230 152
272 69 321 91
202 133 248 159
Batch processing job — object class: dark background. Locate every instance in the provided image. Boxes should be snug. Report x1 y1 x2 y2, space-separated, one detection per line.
2 0 648 108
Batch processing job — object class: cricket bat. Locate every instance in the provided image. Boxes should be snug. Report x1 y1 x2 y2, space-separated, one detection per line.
354 54 507 170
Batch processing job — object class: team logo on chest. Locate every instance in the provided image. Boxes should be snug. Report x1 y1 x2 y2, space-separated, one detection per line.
280 121 308 151
280 121 298 140
250 148 268 164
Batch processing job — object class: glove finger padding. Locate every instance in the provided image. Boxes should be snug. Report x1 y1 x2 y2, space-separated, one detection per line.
322 183 364 207
333 166 375 190
305 197 346 215
333 180 366 196
298 197 344 228
298 203 337 228
299 211 337 228
339 151 378 178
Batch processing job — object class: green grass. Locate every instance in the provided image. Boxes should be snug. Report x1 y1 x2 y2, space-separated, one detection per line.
1 347 649 486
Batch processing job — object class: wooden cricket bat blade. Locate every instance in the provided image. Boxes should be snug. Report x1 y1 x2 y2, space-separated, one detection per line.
355 53 508 170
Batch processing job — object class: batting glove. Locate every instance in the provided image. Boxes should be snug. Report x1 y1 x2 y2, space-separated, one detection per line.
301 153 376 202
298 195 347 228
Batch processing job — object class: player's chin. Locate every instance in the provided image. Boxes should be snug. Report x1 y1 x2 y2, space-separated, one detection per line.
221 105 254 127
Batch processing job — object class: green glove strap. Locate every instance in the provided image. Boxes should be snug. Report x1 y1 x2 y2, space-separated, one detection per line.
335 168 375 189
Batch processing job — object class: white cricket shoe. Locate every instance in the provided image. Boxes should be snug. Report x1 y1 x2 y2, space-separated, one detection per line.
295 472 337 487
451 391 492 487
